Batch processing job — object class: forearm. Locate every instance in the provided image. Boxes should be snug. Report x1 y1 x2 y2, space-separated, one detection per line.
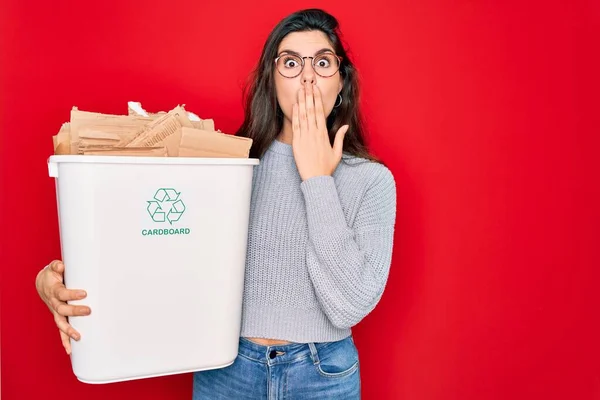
300 174 396 329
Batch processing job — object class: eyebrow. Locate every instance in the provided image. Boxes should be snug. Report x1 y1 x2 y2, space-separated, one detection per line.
277 48 335 57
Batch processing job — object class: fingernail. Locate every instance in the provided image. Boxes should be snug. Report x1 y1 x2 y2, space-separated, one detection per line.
72 333 80 341
77 290 87 298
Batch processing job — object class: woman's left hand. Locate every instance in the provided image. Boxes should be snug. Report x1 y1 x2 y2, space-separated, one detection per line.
292 81 349 181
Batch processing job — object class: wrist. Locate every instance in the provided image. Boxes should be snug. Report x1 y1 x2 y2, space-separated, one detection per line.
301 170 332 182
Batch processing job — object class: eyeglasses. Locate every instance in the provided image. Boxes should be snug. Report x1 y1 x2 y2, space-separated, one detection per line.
275 52 342 78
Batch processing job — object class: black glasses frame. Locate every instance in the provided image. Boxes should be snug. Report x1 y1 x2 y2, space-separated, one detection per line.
274 53 343 78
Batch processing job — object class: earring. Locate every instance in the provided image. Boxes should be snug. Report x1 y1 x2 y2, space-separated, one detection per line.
334 94 342 108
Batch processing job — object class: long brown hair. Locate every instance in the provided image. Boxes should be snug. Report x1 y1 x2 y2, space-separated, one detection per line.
235 8 380 163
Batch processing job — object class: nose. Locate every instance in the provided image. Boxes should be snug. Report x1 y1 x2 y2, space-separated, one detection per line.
301 59 316 85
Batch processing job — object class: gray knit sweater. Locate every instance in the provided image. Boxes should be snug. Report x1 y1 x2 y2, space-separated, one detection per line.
240 139 397 343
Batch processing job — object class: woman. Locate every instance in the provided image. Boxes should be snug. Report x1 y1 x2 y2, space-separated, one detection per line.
36 8 397 399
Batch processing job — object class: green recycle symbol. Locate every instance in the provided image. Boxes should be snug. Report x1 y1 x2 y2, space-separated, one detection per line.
147 188 186 224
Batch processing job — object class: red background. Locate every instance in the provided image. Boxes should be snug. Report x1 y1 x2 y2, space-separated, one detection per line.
1 1 599 399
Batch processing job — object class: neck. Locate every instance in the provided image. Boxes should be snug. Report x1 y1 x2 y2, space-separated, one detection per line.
276 118 293 144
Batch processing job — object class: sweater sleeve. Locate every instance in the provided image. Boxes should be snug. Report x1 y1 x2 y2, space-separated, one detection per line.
300 166 397 329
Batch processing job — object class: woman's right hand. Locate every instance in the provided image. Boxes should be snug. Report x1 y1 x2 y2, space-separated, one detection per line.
35 260 91 355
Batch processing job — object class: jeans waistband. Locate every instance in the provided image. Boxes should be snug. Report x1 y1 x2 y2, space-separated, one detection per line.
238 337 349 366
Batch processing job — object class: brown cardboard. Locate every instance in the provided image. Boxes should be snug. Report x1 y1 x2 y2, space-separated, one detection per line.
52 122 72 155
83 147 168 156
178 127 252 158
51 103 253 158
191 119 216 131
128 101 215 132
77 126 141 153
122 106 194 157
70 107 154 154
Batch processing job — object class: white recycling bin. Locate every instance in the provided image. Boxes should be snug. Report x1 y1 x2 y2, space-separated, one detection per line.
47 155 259 384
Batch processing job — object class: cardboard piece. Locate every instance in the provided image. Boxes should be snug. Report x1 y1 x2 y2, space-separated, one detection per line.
83 147 168 157
51 102 252 158
127 101 216 132
179 127 252 158
122 106 193 156
52 122 72 155
70 108 154 154
78 126 142 153
191 119 216 132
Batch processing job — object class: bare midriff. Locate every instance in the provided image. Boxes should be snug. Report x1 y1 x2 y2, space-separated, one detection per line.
246 337 292 346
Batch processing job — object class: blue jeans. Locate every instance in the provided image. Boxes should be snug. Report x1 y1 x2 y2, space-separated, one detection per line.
192 336 361 399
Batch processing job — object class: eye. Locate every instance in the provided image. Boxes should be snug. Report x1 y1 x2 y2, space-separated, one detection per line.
283 56 300 68
315 54 335 68
316 59 330 68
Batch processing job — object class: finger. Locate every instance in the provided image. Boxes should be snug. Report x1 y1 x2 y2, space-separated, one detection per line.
333 125 349 159
50 260 64 275
304 81 316 132
55 285 87 302
292 103 301 142
313 85 326 131
54 312 81 341
60 330 72 355
50 296 91 317
58 303 91 317
298 87 308 134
